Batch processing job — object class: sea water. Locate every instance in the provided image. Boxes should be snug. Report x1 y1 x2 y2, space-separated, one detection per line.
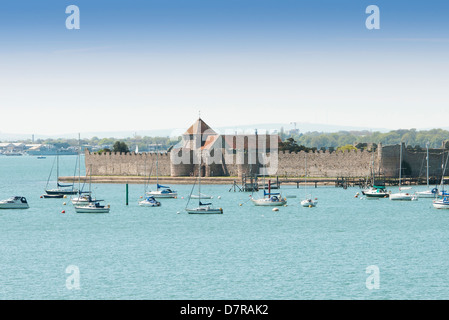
0 155 449 300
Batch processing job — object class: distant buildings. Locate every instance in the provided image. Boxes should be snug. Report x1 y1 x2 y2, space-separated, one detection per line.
0 143 78 156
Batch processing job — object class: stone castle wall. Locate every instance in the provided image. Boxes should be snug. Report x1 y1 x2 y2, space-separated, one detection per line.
380 144 444 178
276 149 379 178
85 151 171 176
85 144 446 178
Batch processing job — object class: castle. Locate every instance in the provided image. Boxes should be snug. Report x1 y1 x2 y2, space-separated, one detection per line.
85 118 447 180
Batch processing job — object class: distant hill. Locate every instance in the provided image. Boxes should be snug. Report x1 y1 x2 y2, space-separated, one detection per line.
0 122 432 141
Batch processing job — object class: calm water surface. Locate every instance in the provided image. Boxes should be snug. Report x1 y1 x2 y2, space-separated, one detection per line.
1 155 449 299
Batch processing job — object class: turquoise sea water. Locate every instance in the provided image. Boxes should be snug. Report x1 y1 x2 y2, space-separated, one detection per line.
1 155 449 300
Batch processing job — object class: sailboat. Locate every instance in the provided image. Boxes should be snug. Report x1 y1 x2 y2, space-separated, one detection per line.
139 157 161 207
185 149 223 214
390 143 417 201
251 178 286 206
73 136 110 213
300 153 318 207
416 143 438 198
362 148 389 198
44 151 78 196
146 147 177 198
433 149 449 209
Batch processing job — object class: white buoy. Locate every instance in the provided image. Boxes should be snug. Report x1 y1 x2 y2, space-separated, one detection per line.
272 208 279 211
217 196 221 199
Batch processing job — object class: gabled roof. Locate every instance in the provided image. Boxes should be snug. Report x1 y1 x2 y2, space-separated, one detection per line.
184 118 216 136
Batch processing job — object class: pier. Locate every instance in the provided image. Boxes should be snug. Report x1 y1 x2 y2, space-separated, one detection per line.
59 175 448 188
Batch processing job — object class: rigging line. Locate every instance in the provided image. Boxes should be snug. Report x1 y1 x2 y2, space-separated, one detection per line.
144 157 155 194
185 177 197 210
45 155 57 190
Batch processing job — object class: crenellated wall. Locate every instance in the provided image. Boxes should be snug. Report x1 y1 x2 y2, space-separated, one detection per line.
85 144 447 178
85 151 171 176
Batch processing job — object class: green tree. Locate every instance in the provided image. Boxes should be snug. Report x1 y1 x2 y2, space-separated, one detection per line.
112 141 130 153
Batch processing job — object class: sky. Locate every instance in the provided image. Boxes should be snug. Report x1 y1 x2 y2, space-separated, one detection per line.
1 0 449 136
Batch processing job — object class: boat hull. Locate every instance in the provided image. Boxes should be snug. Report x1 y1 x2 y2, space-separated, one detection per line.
0 203 29 209
251 199 286 206
43 194 64 199
389 193 417 201
139 201 161 207
46 189 78 195
186 207 223 214
301 199 317 207
74 207 110 213
416 191 436 198
146 191 177 198
433 200 449 209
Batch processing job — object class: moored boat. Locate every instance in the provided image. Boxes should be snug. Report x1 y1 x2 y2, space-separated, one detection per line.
301 196 318 207
0 196 29 209
74 201 110 213
139 195 161 207
433 197 449 209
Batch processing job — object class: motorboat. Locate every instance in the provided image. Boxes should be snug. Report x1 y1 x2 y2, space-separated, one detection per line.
301 196 318 207
0 196 30 209
74 201 110 213
139 195 161 207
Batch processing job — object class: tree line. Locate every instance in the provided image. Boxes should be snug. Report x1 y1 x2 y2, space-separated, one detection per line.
283 128 449 151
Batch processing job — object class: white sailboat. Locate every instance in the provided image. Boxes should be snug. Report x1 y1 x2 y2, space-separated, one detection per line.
146 147 177 198
390 143 417 201
139 158 161 207
300 153 317 207
433 149 449 209
416 143 438 198
185 149 223 214
73 137 110 213
251 178 286 206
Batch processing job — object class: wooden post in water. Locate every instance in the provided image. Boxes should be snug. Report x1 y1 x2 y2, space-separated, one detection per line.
126 183 129 206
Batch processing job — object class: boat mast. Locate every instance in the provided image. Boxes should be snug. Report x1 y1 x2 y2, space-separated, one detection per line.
56 150 59 187
156 145 159 190
78 133 81 193
426 142 429 189
399 143 403 190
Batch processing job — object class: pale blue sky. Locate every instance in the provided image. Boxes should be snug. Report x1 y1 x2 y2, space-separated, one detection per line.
1 1 449 135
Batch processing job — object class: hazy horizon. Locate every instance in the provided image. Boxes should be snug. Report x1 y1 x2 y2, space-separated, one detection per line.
2 1 449 135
